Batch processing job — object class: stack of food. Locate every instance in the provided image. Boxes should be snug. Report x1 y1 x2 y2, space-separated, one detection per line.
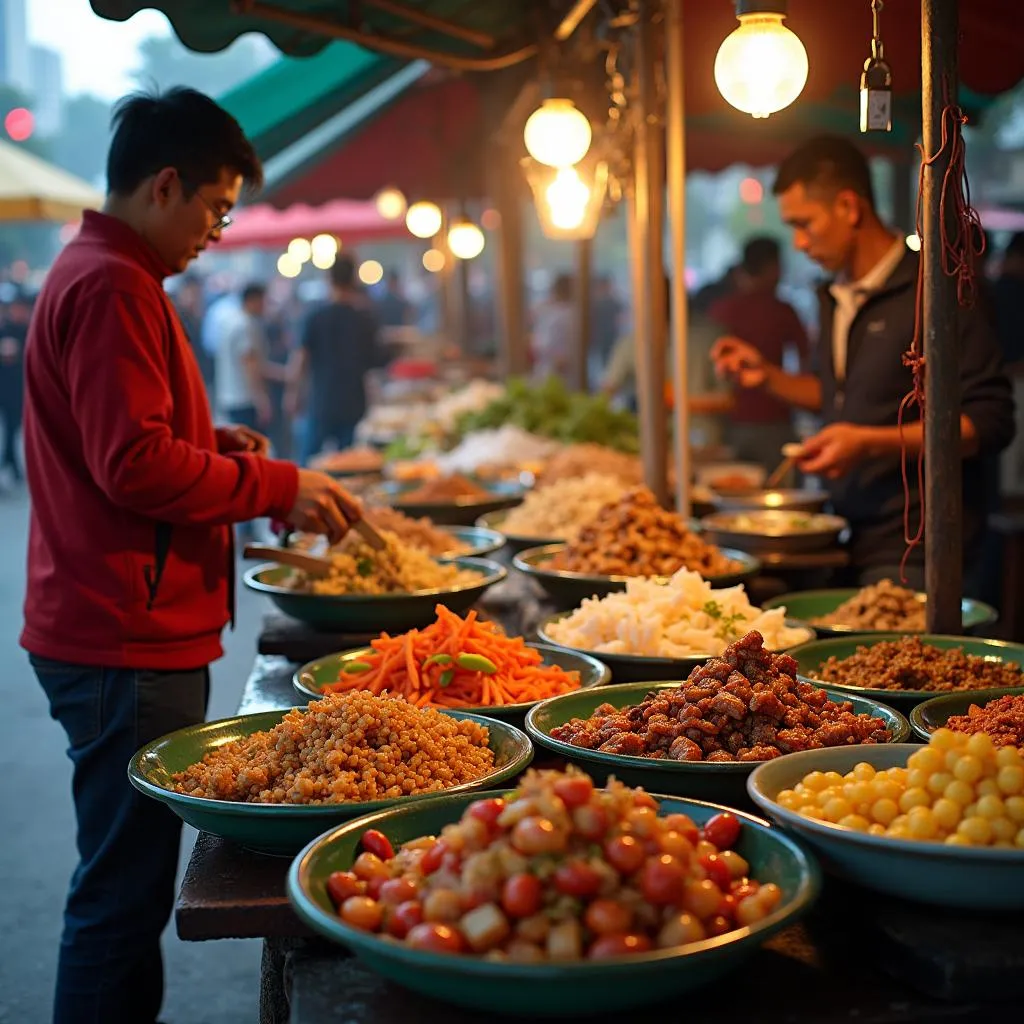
550 633 892 763
360 507 466 557
283 532 478 596
430 426 562 477
322 607 583 709
944 693 1024 748
537 444 644 488
400 475 493 504
170 691 495 804
500 474 624 541
551 487 737 578
544 569 806 659
310 447 385 476
813 580 926 631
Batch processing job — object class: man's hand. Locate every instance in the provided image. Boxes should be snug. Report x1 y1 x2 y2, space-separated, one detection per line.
216 425 272 457
710 336 767 389
796 423 872 479
285 470 363 545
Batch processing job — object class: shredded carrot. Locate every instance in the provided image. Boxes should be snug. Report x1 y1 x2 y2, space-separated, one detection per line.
323 605 582 710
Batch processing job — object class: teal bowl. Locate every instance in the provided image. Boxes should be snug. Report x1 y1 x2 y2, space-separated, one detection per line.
788 634 1024 712
243 557 507 632
536 612 814 684
762 589 998 638
439 526 506 560
525 681 909 807
909 686 1024 741
127 709 533 856
292 643 612 727
287 791 820 1016
475 510 563 557
513 543 761 611
747 744 1024 910
370 480 525 526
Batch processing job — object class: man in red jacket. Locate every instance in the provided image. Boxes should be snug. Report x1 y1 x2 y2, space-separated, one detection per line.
22 88 361 1024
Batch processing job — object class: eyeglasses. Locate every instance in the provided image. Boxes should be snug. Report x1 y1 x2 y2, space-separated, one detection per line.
186 184 233 233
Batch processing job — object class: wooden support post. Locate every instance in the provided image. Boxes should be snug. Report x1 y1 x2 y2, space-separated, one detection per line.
575 237 592 392
921 0 963 633
494 145 528 376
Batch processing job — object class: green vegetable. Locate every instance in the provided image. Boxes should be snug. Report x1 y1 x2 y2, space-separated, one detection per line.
355 557 374 577
438 669 455 688
456 653 498 674
342 660 373 674
703 600 722 619
423 653 454 668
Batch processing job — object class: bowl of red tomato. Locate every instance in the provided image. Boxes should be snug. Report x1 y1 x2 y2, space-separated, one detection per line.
287 767 820 1015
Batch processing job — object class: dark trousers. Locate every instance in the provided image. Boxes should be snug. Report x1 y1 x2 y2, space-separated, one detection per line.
31 656 209 1024
0 394 22 478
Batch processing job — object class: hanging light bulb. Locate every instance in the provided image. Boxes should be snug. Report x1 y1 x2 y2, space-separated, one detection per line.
287 237 312 263
374 186 407 220
310 233 338 268
277 252 302 279
523 98 592 168
405 201 443 239
422 248 446 273
714 1 809 119
447 218 485 260
545 167 590 231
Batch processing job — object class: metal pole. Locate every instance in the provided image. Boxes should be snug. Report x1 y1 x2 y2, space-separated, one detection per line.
575 238 592 391
494 146 529 377
631 0 669 504
664 0 690 516
921 0 962 633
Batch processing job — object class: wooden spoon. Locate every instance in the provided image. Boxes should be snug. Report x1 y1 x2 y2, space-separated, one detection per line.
243 544 334 579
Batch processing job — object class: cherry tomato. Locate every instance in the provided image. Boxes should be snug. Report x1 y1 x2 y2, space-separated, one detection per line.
340 896 383 932
702 812 741 851
554 775 594 809
718 894 739 920
700 853 732 891
659 829 695 860
706 914 734 938
502 873 543 919
387 900 424 939
379 878 418 907
366 876 386 900
553 861 602 898
640 854 687 906
587 933 654 959
511 816 567 855
359 829 394 861
467 797 506 829
405 922 466 955
420 841 447 875
352 851 390 884
325 871 363 909
604 834 646 875
584 899 633 936
633 790 659 810
662 814 700 846
573 803 610 840
460 888 491 913
730 881 758 902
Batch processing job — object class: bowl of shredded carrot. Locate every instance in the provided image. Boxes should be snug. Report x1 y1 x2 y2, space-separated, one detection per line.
292 607 612 725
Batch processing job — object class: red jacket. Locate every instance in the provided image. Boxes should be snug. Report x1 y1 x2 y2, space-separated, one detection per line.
21 212 299 670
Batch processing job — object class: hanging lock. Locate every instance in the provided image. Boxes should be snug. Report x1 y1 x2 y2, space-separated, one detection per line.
860 1 892 133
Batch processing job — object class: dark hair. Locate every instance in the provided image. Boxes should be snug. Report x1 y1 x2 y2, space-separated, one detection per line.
742 236 780 276
773 136 875 208
241 282 266 303
330 254 357 289
552 273 573 302
107 87 262 197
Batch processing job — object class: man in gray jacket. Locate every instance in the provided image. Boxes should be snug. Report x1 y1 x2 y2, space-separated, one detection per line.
713 136 1014 587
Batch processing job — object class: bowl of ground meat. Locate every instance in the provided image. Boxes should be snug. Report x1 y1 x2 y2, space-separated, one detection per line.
789 634 1024 711
525 631 907 805
909 687 1024 744
762 583 998 637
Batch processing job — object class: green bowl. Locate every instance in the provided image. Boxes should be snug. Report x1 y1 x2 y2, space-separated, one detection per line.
287 791 820 1016
292 643 612 727
475 510 563 557
762 589 998 638
243 557 507 632
127 709 533 856
525 681 908 806
788 634 1024 712
370 480 525 526
536 612 814 685
513 544 761 611
909 685 1024 741
747 744 1024 910
439 526 506 560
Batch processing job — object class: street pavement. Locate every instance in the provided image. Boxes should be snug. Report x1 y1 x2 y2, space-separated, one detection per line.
0 484 264 1023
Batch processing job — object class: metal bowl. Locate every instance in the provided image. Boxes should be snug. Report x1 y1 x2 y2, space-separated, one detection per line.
709 489 830 514
701 510 849 555
368 480 525 526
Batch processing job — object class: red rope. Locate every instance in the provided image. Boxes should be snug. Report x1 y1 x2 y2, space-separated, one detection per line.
899 99 982 581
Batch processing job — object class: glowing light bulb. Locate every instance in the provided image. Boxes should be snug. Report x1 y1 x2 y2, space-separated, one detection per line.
422 248 446 273
447 219 485 260
405 201 443 239
277 253 302 278
287 237 312 263
905 233 921 252
524 99 592 168
358 259 384 286
714 9 808 119
374 187 407 220
310 234 338 269
545 167 590 231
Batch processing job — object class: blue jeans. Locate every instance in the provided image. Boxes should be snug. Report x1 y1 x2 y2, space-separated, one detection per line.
32 656 209 1024
301 417 356 466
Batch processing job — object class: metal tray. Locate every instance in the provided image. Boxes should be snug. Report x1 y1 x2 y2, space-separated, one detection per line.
701 510 849 554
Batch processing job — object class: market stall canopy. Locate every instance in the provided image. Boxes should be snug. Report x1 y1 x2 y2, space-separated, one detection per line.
92 1 1024 108
0 138 103 222
211 197 408 250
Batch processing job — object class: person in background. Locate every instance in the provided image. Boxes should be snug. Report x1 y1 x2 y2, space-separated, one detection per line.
712 136 1014 589
589 275 623 386
375 268 412 328
22 87 360 1024
532 273 574 381
709 236 810 472
692 263 740 315
0 289 30 483
171 273 212 389
993 232 1024 369
288 253 388 462
215 281 273 430
263 289 298 459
